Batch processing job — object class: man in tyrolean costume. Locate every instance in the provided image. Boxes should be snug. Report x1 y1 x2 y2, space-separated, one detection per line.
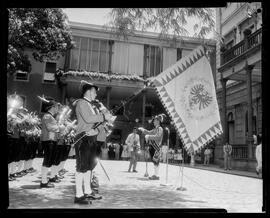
139 114 164 180
73 80 112 204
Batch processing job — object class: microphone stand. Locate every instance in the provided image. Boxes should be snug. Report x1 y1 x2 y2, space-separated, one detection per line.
144 143 149 177
160 127 172 187
176 147 187 191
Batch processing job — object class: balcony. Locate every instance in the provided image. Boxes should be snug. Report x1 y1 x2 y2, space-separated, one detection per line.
221 28 262 66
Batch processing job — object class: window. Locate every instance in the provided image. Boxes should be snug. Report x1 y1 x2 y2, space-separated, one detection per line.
40 96 54 113
226 40 234 50
14 70 29 81
228 112 234 122
144 45 163 77
43 62 56 83
70 36 110 72
177 48 182 61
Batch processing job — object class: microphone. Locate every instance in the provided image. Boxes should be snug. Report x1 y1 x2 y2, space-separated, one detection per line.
165 127 170 134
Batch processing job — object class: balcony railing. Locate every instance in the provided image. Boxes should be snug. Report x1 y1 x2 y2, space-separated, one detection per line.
232 145 248 159
221 28 262 65
231 144 256 159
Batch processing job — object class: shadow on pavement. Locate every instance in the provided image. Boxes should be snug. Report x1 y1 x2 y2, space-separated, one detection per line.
136 178 150 181
9 184 82 208
9 182 207 208
20 184 41 189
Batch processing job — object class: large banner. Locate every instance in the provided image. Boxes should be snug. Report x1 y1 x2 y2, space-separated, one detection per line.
151 46 223 153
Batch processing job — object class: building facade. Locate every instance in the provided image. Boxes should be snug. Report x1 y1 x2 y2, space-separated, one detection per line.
7 21 216 160
215 2 262 170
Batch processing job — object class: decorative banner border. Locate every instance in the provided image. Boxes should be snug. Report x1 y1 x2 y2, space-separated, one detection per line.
152 46 223 154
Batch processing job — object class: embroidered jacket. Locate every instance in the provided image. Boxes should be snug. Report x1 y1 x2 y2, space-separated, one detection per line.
75 98 104 135
143 126 163 149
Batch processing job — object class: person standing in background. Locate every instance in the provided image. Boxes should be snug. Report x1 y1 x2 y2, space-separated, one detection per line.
126 127 140 172
115 142 120 160
255 134 262 176
119 143 123 160
121 144 129 161
223 142 232 170
203 147 211 166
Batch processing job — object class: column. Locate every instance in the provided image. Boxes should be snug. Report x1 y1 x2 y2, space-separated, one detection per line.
245 62 254 159
61 83 67 105
141 90 146 149
221 76 228 144
108 40 114 74
106 86 112 109
176 135 179 148
63 49 71 72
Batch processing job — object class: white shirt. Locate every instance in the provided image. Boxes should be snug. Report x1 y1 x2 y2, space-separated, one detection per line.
255 143 262 164
125 133 140 150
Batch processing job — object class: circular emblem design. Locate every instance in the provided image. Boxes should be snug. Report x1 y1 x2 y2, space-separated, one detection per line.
181 77 215 120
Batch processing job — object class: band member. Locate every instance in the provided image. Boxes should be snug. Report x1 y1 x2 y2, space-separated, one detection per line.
56 118 75 177
139 115 164 180
7 117 20 180
26 128 39 173
125 127 140 172
73 80 112 204
59 129 75 176
48 110 69 183
40 97 63 188
86 99 107 193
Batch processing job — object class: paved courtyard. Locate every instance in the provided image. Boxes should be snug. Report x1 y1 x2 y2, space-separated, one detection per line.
8 158 263 212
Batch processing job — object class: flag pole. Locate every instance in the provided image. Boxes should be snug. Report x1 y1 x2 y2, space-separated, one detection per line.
144 146 149 177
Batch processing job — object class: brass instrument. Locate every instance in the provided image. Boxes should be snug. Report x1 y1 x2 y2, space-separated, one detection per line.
56 105 77 139
7 93 24 117
91 99 116 137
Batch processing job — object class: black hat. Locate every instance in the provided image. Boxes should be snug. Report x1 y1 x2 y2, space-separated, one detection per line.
79 80 99 94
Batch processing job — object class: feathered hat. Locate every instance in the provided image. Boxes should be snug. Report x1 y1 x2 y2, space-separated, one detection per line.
37 95 61 111
148 113 166 123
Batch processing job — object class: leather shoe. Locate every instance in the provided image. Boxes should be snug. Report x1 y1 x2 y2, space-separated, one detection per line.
48 177 61 183
133 170 138 173
27 168 37 173
40 182 55 188
84 193 102 200
9 176 16 181
57 174 64 179
74 196 90 204
149 175 159 180
13 173 23 178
